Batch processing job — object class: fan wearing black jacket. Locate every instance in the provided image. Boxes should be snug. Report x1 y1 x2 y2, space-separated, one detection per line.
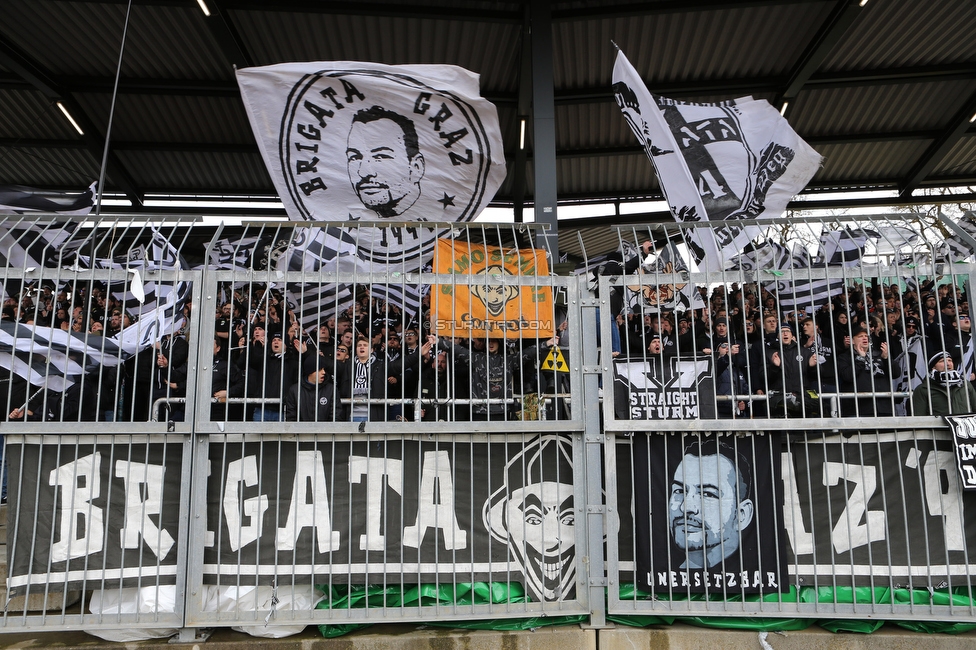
284 354 344 422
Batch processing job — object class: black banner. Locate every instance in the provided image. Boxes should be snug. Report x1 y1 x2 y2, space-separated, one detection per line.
619 430 976 589
613 357 716 420
5 436 184 596
7 434 581 603
784 431 976 588
944 415 976 490
632 432 787 594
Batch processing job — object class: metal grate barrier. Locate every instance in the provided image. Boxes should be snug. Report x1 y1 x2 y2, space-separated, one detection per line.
0 214 974 634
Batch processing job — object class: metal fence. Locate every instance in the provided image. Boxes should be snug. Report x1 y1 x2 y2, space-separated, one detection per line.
597 216 976 624
0 214 974 636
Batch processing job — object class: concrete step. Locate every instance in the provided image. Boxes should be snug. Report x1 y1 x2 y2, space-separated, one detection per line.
0 622 969 650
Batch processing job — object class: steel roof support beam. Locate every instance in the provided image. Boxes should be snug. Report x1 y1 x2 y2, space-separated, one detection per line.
511 7 532 224
0 37 144 207
899 89 976 198
530 0 559 261
7 127 975 158
2 65 971 102
201 0 254 69
777 0 866 108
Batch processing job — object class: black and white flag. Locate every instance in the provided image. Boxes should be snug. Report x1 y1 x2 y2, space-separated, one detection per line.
237 61 505 266
0 228 191 390
894 333 928 416
612 49 821 271
769 273 846 313
945 212 976 263
727 240 796 273
816 227 876 267
237 62 505 319
0 181 96 215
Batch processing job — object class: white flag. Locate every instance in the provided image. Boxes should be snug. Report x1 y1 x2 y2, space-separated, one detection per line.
612 49 822 270
237 61 506 268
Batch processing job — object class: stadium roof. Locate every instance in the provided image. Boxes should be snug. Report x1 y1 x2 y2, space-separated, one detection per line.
2 0 976 258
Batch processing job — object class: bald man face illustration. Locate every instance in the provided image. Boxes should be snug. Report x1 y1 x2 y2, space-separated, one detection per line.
669 448 754 570
346 107 426 218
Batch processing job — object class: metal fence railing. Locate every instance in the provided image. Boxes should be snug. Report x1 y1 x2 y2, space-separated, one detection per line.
596 217 976 623
1 214 976 635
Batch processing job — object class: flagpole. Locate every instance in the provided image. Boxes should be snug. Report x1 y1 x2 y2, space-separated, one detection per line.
95 0 134 217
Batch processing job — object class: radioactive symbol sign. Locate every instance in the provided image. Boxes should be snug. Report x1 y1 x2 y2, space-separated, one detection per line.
542 346 569 373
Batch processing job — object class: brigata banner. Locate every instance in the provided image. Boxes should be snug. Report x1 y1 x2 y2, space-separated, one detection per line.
432 238 555 338
5 435 185 596
7 434 582 604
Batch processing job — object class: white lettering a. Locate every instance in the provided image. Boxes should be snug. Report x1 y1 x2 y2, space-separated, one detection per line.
276 450 339 552
403 451 467 549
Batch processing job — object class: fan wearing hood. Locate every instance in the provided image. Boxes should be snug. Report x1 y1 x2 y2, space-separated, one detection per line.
912 352 976 416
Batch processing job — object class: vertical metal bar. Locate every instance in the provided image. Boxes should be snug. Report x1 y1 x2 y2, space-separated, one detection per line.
578 274 605 626
529 0 558 260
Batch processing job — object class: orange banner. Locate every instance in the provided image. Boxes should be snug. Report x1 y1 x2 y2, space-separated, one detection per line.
432 239 555 339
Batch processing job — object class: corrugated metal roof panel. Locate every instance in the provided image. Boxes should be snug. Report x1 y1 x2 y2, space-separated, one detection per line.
932 135 976 179
557 153 659 196
815 140 934 183
553 1 834 88
117 150 272 193
71 93 253 144
229 10 521 94
0 89 81 139
791 80 976 136
0 147 98 188
1 1 975 204
823 0 976 71
2 1 233 79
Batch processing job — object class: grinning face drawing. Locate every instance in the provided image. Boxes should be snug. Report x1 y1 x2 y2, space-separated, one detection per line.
483 435 578 601
471 265 519 317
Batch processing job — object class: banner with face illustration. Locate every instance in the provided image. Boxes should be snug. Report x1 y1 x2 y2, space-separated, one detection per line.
631 432 788 595
237 62 506 270
431 239 555 339
8 434 582 604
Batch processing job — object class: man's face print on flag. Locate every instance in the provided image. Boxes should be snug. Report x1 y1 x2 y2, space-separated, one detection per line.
238 62 505 222
344 106 427 219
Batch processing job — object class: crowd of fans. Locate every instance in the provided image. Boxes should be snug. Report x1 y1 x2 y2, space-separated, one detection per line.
1 270 975 423
614 277 976 418
0 281 569 423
